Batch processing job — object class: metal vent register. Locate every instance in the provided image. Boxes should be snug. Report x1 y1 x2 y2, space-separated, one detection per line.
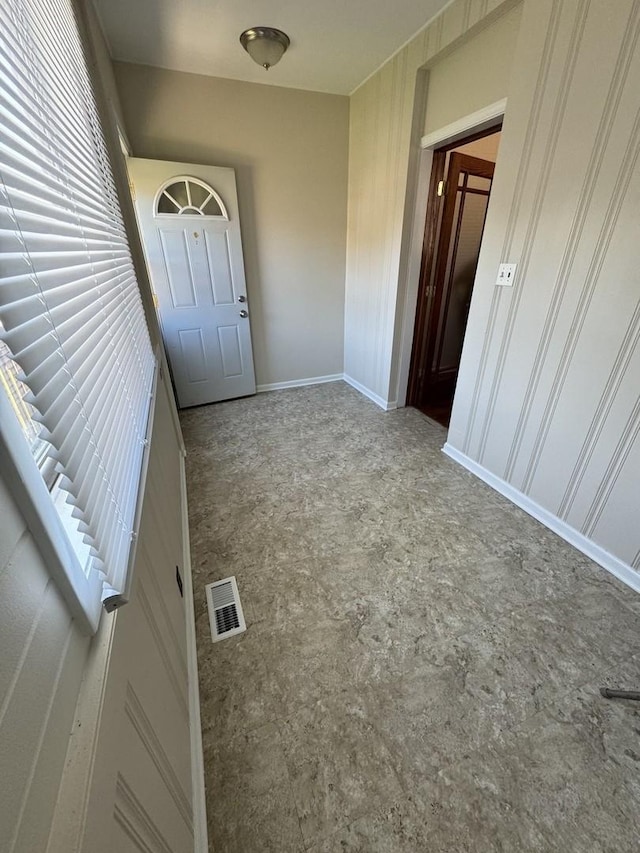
205 576 246 642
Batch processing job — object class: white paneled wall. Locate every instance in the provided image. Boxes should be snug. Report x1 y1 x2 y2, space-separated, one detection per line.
0 375 191 853
344 0 514 404
448 0 640 578
0 478 90 853
347 0 640 586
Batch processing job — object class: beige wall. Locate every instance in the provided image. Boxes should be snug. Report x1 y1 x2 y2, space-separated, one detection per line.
454 131 501 161
423 3 522 135
113 63 350 388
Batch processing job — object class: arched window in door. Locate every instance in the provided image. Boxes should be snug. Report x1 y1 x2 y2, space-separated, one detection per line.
154 176 229 218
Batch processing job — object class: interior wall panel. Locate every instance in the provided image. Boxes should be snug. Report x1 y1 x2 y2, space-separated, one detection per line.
0 496 90 853
448 0 640 580
347 0 640 584
344 0 517 401
114 63 349 388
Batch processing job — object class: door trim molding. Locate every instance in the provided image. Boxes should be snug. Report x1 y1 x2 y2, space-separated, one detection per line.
412 151 496 409
256 373 343 393
180 456 209 853
442 442 640 594
420 99 508 150
394 99 508 409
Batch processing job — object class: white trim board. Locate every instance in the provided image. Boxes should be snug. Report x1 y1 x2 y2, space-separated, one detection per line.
256 373 399 412
393 99 508 408
179 456 209 853
256 374 342 393
421 99 507 150
343 374 398 412
442 443 640 594
0 367 102 633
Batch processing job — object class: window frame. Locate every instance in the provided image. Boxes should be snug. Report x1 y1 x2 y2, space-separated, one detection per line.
0 353 159 633
0 385 103 633
0 0 161 633
153 176 229 219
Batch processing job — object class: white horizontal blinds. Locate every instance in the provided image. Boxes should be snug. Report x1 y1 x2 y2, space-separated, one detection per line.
0 333 43 450
0 0 155 597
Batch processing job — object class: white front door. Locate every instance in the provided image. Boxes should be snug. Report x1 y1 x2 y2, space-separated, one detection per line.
129 158 256 408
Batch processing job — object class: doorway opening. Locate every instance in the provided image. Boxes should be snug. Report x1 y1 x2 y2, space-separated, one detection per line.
407 126 502 427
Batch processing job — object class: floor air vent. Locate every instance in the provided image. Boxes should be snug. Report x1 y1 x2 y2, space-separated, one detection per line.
205 576 246 642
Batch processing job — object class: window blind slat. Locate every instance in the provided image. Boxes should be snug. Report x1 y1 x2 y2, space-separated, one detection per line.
5 279 143 389
0 47 121 194
0 137 125 218
22 287 142 390
61 363 149 496
1 260 136 324
42 319 149 463
0 227 119 254
3 251 129 280
62 363 149 545
1 189 125 238
31 305 146 419
0 0 156 610
0 129 118 213
1 172 128 235
35 310 147 451
0 199 121 239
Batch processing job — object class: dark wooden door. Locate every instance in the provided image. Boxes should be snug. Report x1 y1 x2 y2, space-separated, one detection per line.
409 152 495 414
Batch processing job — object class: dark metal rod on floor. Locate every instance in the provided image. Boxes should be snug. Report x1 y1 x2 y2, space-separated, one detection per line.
600 688 640 701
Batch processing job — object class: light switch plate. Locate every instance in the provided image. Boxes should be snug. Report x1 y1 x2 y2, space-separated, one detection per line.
496 263 517 286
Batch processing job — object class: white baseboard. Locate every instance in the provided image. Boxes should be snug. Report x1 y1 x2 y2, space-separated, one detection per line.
256 372 400 412
179 456 209 853
442 443 640 594
256 374 342 393
343 374 397 412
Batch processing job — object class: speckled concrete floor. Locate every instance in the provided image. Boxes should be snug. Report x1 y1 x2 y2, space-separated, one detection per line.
181 382 640 853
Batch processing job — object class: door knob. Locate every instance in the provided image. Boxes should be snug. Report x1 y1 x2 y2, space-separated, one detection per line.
238 295 246 302
239 310 248 318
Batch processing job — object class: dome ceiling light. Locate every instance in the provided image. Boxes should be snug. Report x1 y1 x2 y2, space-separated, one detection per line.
239 27 290 71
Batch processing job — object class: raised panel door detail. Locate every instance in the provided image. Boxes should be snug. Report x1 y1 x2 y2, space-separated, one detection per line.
178 329 207 383
204 230 234 305
158 230 197 308
217 325 243 377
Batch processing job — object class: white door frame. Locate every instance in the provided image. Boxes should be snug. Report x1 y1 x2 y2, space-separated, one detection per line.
393 98 508 408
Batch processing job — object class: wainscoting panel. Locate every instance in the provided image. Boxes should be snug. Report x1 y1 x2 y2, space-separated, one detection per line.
449 0 640 580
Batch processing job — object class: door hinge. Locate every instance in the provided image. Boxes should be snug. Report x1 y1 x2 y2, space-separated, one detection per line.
175 565 184 598
425 284 436 298
437 180 447 197
152 291 159 309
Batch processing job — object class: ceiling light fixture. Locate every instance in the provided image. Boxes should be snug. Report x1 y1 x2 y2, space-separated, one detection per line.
239 27 290 70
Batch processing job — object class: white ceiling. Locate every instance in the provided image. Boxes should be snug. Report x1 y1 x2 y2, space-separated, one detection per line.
94 0 452 96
